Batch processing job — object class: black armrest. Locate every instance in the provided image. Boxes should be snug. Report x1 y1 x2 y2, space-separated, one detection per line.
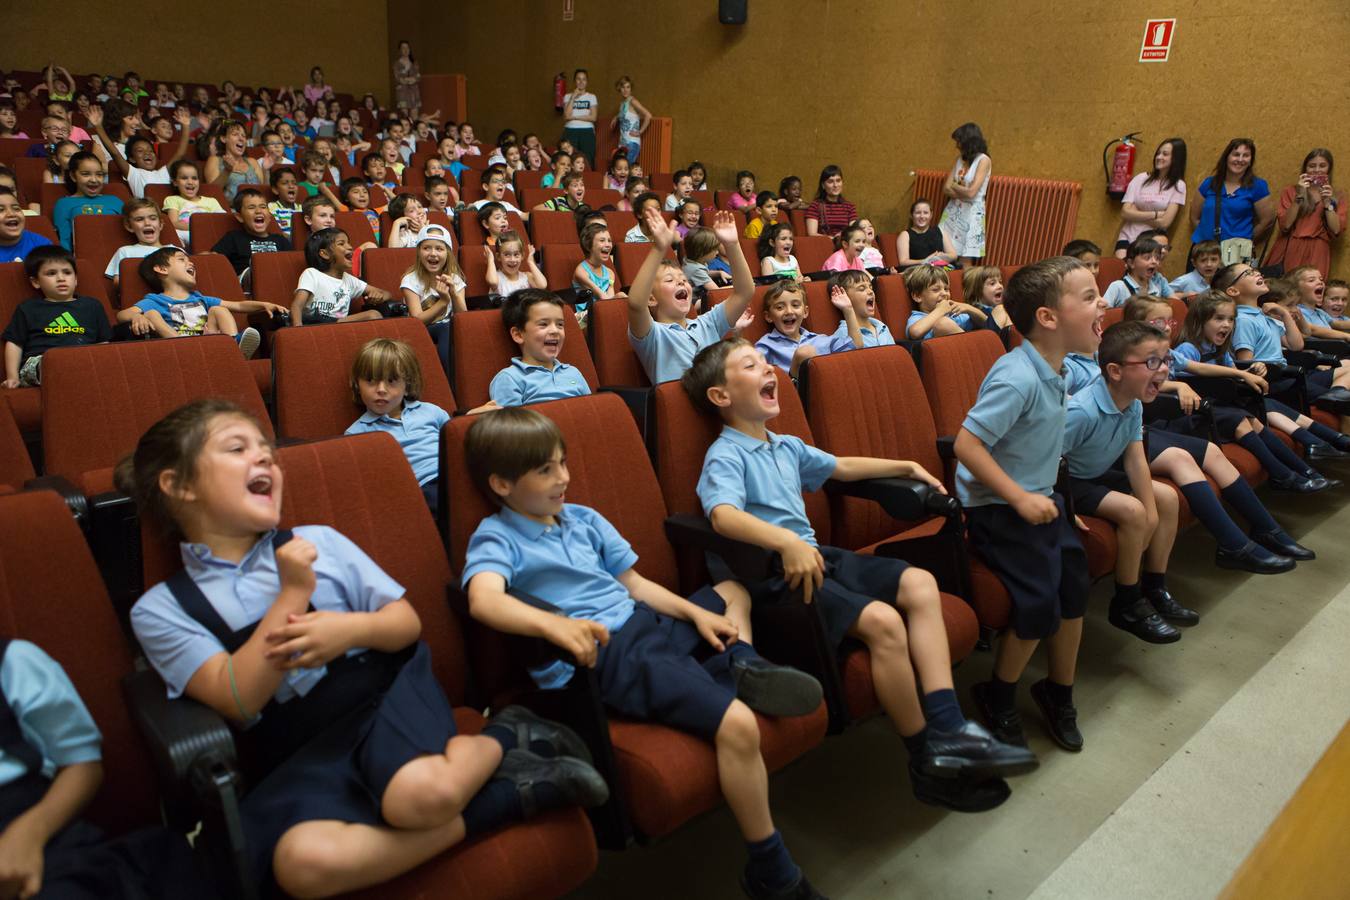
22 475 88 527
825 476 958 521
1284 350 1333 370
1302 338 1350 359
1183 375 1261 405
504 589 579 667
597 386 651 440
936 435 957 460
248 309 289 330
664 513 778 582
1142 392 1211 421
753 274 793 286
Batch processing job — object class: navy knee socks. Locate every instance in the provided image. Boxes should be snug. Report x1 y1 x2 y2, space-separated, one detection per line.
1258 429 1316 477
1307 422 1350 450
921 688 967 733
1180 482 1249 551
1220 479 1281 535
745 830 802 893
1236 433 1297 481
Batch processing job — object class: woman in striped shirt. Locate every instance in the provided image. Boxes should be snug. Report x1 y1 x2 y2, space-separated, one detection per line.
804 164 858 237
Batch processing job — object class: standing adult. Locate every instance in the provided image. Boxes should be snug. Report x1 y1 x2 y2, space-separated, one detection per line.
1113 138 1187 258
303 67 333 107
561 69 598 168
804 165 857 237
939 122 991 265
1188 138 1274 264
1265 148 1345 279
393 40 421 117
610 76 650 166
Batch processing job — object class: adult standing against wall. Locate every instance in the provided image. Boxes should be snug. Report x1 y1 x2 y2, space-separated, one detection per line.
1265 148 1345 279
939 122 991 265
561 70 598 168
303 67 333 107
393 40 421 117
804 165 857 237
1188 138 1274 264
610 76 650 167
1113 138 1187 259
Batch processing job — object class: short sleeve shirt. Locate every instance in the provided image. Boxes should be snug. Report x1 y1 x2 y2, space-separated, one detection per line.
1169 270 1210 295
1192 176 1271 243
1117 174 1187 244
344 400 450 485
0 231 52 263
399 271 466 324
1062 352 1101 395
0 640 102 785
127 165 171 200
134 290 222 335
1104 273 1173 308
629 302 730 385
1300 305 1333 329
696 426 837 547
298 268 367 319
1232 304 1285 362
835 317 894 349
104 242 160 279
906 310 973 340
1 296 110 361
563 92 598 130
488 358 592 407
1062 377 1143 479
1171 340 1234 378
755 327 853 372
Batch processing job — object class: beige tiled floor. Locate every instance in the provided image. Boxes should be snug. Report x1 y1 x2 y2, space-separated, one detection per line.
568 484 1350 900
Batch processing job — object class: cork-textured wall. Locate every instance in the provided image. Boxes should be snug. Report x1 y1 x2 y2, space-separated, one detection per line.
2 2 392 105
394 0 1350 276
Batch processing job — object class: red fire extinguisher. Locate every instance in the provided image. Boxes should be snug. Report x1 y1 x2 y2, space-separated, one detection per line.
554 73 566 113
1103 132 1142 200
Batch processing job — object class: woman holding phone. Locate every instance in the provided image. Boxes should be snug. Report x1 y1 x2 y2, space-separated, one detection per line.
1266 148 1345 278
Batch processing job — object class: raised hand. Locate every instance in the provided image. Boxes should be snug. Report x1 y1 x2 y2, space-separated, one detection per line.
711 209 739 245
644 206 677 251
84 106 103 128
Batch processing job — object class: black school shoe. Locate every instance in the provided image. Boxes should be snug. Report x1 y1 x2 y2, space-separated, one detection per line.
1270 474 1325 493
489 705 593 764
732 657 824 718
1307 443 1350 461
1251 529 1315 562
1029 679 1083 752
1107 598 1181 644
969 681 1027 748
908 763 1011 813
1215 540 1296 574
741 872 829 900
494 749 609 817
1145 590 1200 626
914 721 1039 780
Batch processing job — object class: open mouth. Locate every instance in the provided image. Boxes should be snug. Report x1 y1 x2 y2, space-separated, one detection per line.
0 216 21 230
542 337 561 353
760 378 777 402
1091 315 1105 339
674 287 690 302
247 474 273 497
344 250 355 263
780 315 799 329
1315 286 1325 299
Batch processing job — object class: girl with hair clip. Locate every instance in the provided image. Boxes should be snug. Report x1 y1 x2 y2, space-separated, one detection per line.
804 165 857 237
1114 138 1187 258
939 122 991 265
1266 148 1346 279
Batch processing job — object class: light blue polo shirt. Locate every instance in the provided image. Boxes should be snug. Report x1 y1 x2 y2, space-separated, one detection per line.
697 425 837 547
1063 352 1101 395
754 328 853 372
1171 340 1234 378
1169 270 1211 295
0 641 102 787
629 303 730 385
461 503 639 689
1232 304 1286 362
906 311 972 340
345 400 451 485
1062 377 1143 479
956 340 1068 507
834 316 894 349
1300 305 1334 329
132 526 405 702
1103 273 1173 308
488 358 592 407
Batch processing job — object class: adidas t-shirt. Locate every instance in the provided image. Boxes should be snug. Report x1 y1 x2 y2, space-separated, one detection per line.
134 291 222 335
297 268 367 320
2 296 111 363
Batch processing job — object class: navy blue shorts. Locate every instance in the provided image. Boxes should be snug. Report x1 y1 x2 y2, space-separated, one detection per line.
965 494 1090 640
714 546 908 652
241 642 455 886
421 478 439 517
1146 425 1209 464
1067 470 1131 517
594 586 750 741
1307 368 1334 396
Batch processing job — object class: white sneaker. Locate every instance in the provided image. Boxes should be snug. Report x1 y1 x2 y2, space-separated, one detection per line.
237 327 261 360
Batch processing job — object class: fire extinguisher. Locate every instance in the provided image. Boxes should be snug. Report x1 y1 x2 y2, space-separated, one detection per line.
554 73 566 113
1103 132 1142 201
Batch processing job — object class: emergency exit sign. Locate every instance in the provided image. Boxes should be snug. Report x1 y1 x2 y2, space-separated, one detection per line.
1139 19 1175 62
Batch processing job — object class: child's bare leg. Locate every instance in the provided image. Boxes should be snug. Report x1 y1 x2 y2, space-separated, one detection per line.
1266 410 1298 435
713 580 753 644
274 817 467 899
206 306 239 336
342 310 384 322
849 601 924 735
1145 481 1179 573
715 699 774 841
380 734 502 830
992 635 1039 685
892 567 953 693
1044 617 1083 686
1095 492 1151 585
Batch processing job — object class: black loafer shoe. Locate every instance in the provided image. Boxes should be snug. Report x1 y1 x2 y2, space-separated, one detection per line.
908 763 1011 813
1107 598 1181 644
915 721 1039 780
1029 679 1084 752
1307 443 1350 461
1145 589 1200 625
970 682 1027 747
495 749 610 817
1316 386 1350 404
742 871 828 900
489 705 593 763
1270 475 1322 493
731 657 824 718
1215 540 1296 574
1251 529 1316 561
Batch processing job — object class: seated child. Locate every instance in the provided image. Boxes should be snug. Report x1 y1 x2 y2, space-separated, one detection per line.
821 222 869 273
210 188 292 277
1290 265 1350 342
778 175 807 211
0 187 52 262
121 247 283 357
905 265 987 339
540 150 571 188
475 202 514 248
267 168 303 239
423 175 458 215
728 170 756 212
754 280 860 378
1169 240 1221 299
292 228 397 325
624 192 663 243
463 406 827 899
468 170 526 219
361 153 398 204
52 152 123 250
896 200 956 269
104 199 167 290
617 176 648 213
1062 239 1101 277
854 218 887 269
124 399 605 897
664 169 694 212
2 246 110 387
1103 237 1172 307
484 289 593 409
684 338 1036 812
94 106 192 199
742 191 779 240
386 193 428 248
627 208 755 384
964 265 1011 329
400 222 464 373
337 178 386 244
162 160 226 248
572 223 623 316
297 150 328 198
484 231 546 298
832 270 894 348
378 138 405 179
758 223 804 282
674 199 702 240
1325 279 1350 328
682 227 734 289
603 151 629 191
345 338 450 514
534 173 586 213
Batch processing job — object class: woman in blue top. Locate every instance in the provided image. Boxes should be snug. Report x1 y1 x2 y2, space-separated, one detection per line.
610 76 651 167
1188 139 1276 255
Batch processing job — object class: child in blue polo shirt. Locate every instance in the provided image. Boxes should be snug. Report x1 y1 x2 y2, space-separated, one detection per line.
346 338 451 515
683 338 1036 814
1324 279 1350 326
482 290 592 410
1102 238 1173 308
753 281 860 378
830 270 894 348
1290 265 1350 344
625 207 755 384
1169 240 1221 299
955 256 1101 754
904 265 987 340
462 407 827 900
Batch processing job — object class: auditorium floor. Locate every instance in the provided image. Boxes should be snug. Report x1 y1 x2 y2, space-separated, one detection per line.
567 483 1350 900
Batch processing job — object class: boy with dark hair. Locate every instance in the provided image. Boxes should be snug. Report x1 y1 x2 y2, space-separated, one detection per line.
463 407 827 899
956 256 1103 752
485 289 591 408
743 191 780 240
1062 239 1101 276
684 337 1037 812
2 246 109 387
209 188 292 276
1102 238 1172 307
1170 240 1222 298
469 169 526 218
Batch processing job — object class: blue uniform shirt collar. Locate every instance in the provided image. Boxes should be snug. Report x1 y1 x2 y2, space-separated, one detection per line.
510 357 563 373
1017 339 1065 384
717 424 779 452
1088 376 1127 416
496 503 572 540
356 399 423 426
182 528 278 569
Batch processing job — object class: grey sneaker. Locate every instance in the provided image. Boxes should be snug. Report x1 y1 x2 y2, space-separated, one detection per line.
237 327 261 359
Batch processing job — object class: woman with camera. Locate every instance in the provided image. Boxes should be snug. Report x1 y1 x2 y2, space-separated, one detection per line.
1266 148 1345 278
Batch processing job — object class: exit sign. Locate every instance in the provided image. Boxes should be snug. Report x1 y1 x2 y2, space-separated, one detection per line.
1139 19 1176 62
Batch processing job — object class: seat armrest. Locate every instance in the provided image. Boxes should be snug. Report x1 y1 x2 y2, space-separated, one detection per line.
664 513 778 582
1181 375 1260 404
248 309 289 330
1142 392 1211 421
504 589 579 667
597 386 652 441
22 475 88 527
825 476 958 521
1283 351 1328 371
935 435 957 460
1302 338 1350 359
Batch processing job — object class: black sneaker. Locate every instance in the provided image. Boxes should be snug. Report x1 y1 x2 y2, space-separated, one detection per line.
1029 679 1083 752
494 749 609 817
914 720 1039 779
741 871 828 900
488 705 593 763
908 763 1011 813
731 657 823 718
970 681 1027 747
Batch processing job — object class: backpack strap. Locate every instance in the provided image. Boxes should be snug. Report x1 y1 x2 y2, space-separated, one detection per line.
165 530 296 654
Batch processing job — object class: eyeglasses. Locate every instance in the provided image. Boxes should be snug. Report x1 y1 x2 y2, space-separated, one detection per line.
1237 268 1260 281
1121 354 1173 371
1146 317 1176 328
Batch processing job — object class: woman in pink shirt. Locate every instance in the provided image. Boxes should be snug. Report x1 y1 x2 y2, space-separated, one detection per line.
1113 137 1187 258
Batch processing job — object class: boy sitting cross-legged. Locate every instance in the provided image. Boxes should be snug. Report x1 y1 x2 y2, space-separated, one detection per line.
463 407 829 900
683 338 1037 813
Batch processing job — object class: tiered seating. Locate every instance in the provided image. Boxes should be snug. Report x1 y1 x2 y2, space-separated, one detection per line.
449 307 596 407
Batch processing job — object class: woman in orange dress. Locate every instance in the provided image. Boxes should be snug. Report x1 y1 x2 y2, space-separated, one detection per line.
1266 148 1345 278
